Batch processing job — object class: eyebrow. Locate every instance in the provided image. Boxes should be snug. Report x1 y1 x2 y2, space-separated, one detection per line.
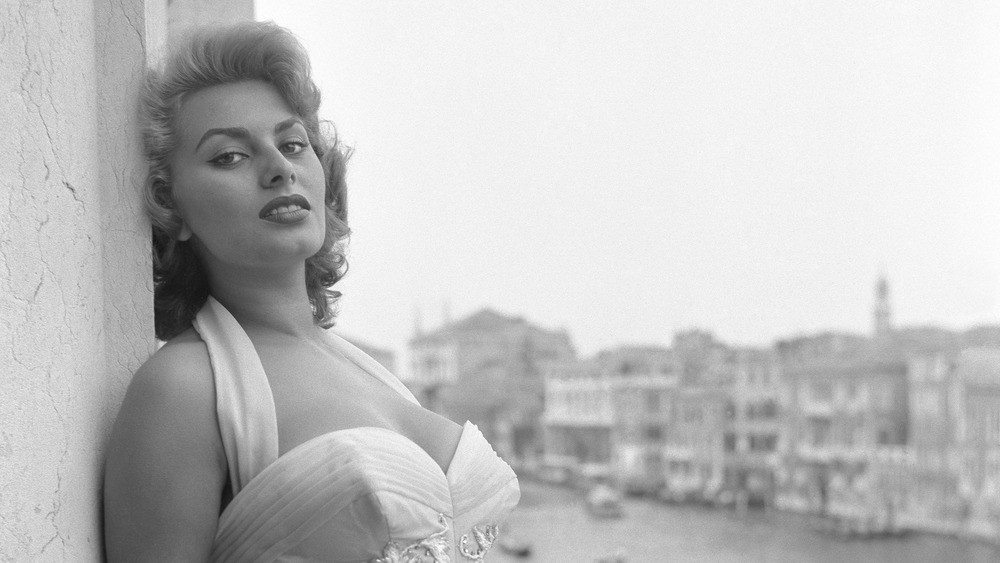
195 117 307 150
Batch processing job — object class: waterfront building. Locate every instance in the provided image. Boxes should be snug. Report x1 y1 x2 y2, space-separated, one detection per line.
721 347 784 506
872 346 1000 541
541 358 614 481
536 274 1000 547
774 332 910 516
663 384 730 502
771 277 1000 542
540 346 677 491
598 346 677 494
954 348 1000 539
673 329 735 386
657 331 732 501
407 308 575 460
903 353 964 533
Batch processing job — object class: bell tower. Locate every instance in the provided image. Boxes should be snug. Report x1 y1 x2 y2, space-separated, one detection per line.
873 275 893 336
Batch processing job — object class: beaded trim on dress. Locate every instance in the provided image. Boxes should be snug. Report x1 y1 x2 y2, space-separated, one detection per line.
370 514 499 563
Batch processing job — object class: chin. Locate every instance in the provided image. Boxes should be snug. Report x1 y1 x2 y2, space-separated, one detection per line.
252 237 325 266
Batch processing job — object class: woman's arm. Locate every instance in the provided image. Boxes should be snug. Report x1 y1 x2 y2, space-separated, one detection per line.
104 337 228 562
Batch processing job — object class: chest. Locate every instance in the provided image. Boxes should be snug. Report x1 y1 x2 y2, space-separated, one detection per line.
250 337 461 471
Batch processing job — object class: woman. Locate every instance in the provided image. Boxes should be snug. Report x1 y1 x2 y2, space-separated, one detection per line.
103 21 519 562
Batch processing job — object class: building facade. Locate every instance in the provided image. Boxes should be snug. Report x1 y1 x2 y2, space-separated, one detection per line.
775 334 911 517
721 348 784 506
541 359 614 481
535 276 1000 543
600 347 677 494
662 384 730 502
541 346 677 490
903 353 964 532
955 348 1000 538
408 308 575 462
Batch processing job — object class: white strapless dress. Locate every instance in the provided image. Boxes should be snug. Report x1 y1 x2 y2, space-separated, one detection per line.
192 297 520 562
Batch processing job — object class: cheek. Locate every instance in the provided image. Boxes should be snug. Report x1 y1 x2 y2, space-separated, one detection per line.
172 171 250 233
302 159 329 212
303 158 327 194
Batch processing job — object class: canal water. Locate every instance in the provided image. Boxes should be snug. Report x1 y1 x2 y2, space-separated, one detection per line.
492 480 1000 563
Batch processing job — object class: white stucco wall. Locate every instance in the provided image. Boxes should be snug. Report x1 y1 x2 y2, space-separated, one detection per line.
0 0 161 560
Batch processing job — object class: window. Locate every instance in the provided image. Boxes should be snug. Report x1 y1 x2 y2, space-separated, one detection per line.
811 381 833 402
769 435 779 451
757 434 778 452
746 400 778 420
877 428 895 445
724 432 737 452
809 418 831 447
762 400 777 418
644 425 663 441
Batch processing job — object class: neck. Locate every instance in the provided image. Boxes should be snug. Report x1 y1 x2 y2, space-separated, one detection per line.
204 261 321 339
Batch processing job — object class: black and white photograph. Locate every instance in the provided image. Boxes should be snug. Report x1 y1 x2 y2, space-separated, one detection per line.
2 1 999 561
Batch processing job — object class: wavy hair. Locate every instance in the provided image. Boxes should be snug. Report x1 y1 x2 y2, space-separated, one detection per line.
142 21 350 340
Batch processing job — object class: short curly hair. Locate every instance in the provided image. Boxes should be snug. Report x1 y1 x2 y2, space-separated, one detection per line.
141 21 350 340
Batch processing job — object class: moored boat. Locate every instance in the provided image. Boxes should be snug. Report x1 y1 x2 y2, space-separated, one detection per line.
594 547 628 562
586 484 624 518
497 533 532 557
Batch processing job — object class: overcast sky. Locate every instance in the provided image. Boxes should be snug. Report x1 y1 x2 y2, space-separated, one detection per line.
255 1 1000 364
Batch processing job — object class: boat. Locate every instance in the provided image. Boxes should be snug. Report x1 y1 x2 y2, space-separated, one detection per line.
586 484 624 518
594 548 628 562
497 534 532 557
810 512 911 540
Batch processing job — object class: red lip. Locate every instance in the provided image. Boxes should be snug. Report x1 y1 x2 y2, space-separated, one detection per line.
259 194 311 219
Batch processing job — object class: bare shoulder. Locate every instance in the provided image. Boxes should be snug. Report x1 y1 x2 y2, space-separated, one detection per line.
136 327 213 395
109 326 222 470
109 330 215 436
104 327 226 561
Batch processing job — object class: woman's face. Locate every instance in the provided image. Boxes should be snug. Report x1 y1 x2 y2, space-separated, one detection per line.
169 80 327 275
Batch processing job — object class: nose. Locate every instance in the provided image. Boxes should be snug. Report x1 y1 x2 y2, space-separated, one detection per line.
260 147 296 189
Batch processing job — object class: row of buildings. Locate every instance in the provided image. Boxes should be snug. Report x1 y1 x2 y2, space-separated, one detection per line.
398 278 1000 542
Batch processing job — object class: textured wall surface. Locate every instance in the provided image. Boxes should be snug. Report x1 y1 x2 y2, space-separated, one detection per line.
0 0 158 560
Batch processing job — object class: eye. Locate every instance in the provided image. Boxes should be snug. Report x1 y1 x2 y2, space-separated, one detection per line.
210 151 248 166
280 139 310 156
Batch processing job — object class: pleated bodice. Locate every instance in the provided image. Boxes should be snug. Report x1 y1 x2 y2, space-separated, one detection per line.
191 297 520 562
